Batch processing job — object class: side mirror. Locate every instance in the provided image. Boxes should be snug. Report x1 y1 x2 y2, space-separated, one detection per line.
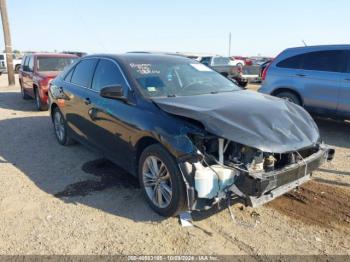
100 85 126 100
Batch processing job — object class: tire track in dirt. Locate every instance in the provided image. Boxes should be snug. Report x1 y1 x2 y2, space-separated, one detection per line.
267 180 350 231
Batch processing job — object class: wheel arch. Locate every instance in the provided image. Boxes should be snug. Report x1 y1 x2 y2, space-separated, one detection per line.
50 103 59 120
271 87 304 106
135 136 160 166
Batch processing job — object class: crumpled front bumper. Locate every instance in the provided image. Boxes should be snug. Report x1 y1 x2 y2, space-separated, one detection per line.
233 144 335 207
179 144 335 211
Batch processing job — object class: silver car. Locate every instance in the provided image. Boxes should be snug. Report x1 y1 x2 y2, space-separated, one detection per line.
259 45 350 119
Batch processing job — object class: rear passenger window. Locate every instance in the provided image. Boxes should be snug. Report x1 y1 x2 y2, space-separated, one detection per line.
64 68 75 82
22 57 28 66
28 56 34 72
276 54 304 69
71 59 98 87
22 56 29 71
92 59 126 92
303 51 345 73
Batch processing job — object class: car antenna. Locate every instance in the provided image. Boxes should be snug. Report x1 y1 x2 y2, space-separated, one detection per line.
302 40 307 47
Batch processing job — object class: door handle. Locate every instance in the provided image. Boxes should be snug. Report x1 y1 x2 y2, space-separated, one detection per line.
296 73 306 77
345 79 350 81
84 98 91 105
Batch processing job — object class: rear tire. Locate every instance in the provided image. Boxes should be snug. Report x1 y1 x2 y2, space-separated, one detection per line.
138 144 187 217
52 107 75 146
276 91 301 105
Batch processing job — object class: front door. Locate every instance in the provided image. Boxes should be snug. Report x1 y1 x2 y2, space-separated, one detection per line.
22 55 35 97
87 58 135 167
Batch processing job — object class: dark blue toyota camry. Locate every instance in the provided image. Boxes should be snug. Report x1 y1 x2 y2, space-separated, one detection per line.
49 53 334 217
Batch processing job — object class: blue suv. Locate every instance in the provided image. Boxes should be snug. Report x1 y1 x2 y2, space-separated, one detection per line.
259 45 350 119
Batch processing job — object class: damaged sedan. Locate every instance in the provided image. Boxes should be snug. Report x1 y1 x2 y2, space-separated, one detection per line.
49 54 334 217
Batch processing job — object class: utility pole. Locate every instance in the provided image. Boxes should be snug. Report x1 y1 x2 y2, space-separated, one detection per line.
228 32 232 57
0 0 15 86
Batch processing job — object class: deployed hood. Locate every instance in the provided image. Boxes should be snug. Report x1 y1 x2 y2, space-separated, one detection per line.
153 90 320 153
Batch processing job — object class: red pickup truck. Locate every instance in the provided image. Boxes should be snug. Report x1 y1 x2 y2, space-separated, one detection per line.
19 53 77 110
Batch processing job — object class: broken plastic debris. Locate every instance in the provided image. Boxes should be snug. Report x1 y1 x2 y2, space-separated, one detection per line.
179 211 193 227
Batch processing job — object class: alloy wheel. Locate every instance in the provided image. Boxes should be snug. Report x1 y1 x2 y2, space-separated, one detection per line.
54 111 65 142
142 156 173 208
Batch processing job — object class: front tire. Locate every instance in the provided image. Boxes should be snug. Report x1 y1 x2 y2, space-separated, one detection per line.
35 89 49 111
52 107 75 146
276 91 301 105
139 144 186 217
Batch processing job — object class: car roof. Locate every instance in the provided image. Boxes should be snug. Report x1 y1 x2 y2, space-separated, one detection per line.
82 53 195 64
285 44 350 52
274 44 350 62
24 53 78 58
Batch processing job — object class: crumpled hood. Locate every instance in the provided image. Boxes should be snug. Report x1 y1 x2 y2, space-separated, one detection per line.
152 90 320 153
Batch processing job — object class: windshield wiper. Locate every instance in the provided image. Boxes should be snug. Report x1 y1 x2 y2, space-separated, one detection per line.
211 90 237 94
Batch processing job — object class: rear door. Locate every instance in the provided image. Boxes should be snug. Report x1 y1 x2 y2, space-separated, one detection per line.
337 50 350 118
61 58 98 144
23 55 35 97
299 50 344 116
19 56 27 86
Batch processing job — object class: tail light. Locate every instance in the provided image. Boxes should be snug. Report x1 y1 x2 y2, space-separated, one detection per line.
261 62 272 81
40 78 53 89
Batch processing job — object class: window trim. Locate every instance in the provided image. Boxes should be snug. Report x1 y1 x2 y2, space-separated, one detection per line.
276 53 305 70
69 58 99 89
63 57 132 93
64 65 76 83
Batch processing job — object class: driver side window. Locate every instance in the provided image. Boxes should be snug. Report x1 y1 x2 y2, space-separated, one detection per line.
92 59 126 92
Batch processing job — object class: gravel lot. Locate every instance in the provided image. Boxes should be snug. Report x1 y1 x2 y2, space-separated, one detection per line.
0 76 349 255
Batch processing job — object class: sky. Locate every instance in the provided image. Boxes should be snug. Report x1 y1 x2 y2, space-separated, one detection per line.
2 0 350 57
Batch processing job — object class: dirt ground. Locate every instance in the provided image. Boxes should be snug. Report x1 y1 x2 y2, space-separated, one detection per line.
0 77 349 255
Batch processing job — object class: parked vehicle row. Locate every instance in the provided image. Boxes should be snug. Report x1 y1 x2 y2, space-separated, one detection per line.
47 53 334 217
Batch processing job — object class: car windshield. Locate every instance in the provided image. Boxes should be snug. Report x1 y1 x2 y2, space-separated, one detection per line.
37 57 76 72
127 58 240 97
